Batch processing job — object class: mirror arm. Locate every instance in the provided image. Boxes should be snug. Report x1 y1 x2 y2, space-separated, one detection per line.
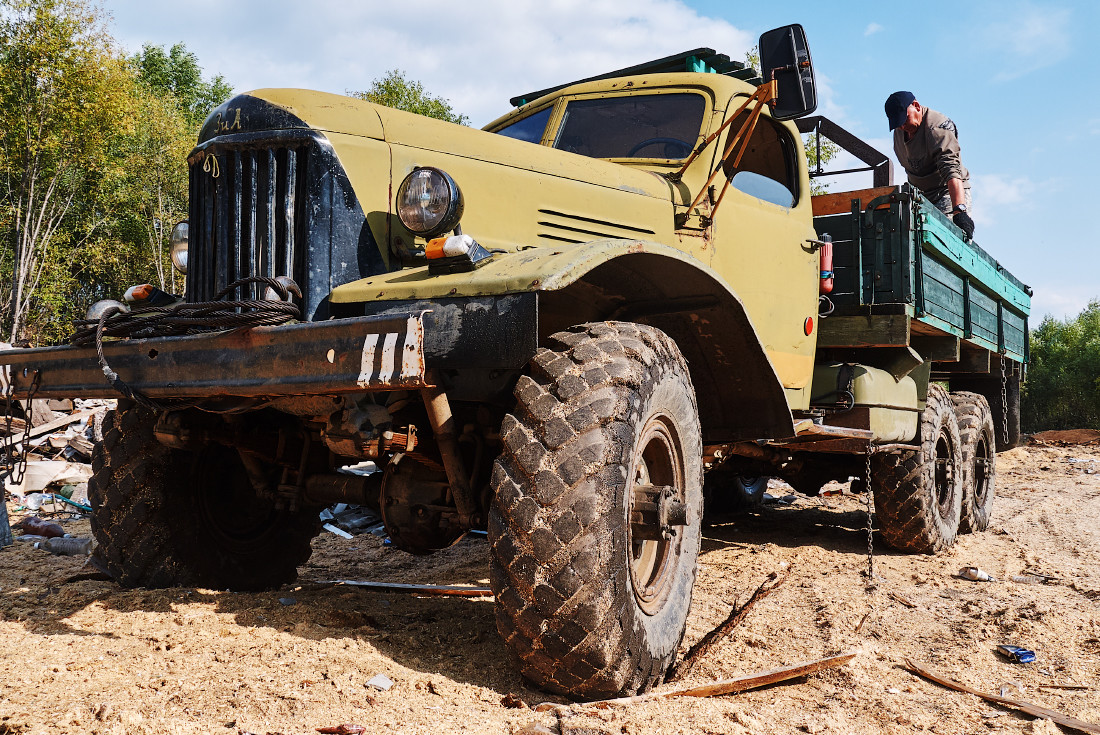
675 81 778 224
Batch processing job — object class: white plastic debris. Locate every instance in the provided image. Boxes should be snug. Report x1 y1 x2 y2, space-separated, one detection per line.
958 566 996 582
366 674 393 691
323 523 353 539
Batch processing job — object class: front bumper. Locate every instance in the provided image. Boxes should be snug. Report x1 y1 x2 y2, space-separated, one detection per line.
0 313 429 400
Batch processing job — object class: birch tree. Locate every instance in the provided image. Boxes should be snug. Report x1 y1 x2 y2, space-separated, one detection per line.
0 0 133 341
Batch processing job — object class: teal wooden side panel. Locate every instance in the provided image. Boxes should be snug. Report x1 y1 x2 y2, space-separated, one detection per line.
917 204 1031 315
920 256 965 331
1003 309 1027 358
970 286 999 344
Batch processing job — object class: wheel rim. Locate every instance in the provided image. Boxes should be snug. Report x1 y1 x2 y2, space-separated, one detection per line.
196 446 283 551
628 414 685 616
934 429 956 515
973 432 993 507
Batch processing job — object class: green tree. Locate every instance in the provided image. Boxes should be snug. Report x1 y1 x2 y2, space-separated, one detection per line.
745 46 837 194
1022 301 1100 431
349 70 468 125
0 0 138 342
131 43 231 129
0 1 225 344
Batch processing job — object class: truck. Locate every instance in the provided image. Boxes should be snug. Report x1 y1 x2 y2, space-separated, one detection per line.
0 25 1029 698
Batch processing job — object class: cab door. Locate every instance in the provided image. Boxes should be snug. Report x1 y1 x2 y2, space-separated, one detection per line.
708 102 819 406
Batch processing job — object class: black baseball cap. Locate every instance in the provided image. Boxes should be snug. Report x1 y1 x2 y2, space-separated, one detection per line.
885 91 916 130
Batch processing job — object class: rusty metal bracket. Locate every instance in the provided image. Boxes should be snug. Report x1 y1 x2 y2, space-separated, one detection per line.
420 370 477 528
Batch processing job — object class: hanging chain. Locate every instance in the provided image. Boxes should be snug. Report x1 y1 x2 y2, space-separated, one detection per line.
2 368 41 486
864 448 875 585
1000 356 1009 445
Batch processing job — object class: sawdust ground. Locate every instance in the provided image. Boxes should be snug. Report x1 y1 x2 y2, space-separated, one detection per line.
1 441 1099 734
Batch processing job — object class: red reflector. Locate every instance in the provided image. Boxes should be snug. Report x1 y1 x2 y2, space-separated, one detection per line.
804 317 814 336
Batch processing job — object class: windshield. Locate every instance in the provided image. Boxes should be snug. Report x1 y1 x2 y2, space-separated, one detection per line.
552 93 705 160
495 106 553 144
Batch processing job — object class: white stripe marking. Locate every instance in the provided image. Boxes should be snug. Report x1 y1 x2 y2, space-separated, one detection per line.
357 333 381 387
401 316 424 379
377 331 400 383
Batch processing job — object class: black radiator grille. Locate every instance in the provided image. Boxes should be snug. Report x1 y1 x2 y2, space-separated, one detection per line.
188 142 310 303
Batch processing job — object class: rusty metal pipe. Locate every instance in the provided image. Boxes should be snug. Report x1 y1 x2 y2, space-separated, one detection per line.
420 370 476 526
304 472 382 508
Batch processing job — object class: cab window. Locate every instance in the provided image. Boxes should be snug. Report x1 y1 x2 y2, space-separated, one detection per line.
722 109 798 207
552 93 705 160
495 106 554 144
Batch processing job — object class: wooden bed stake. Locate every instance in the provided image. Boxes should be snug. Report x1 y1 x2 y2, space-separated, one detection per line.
536 652 856 712
903 659 1100 735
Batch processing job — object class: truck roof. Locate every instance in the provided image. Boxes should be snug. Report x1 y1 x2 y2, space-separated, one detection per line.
508 48 763 107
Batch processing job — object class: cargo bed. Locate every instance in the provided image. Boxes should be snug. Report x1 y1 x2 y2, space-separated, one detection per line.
812 183 1031 367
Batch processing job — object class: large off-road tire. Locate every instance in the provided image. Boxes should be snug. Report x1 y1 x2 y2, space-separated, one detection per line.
489 322 703 698
90 406 322 591
951 391 996 533
870 384 963 553
951 371 1021 452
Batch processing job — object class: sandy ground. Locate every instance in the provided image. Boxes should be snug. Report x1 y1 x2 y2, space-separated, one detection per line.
1 439 1099 735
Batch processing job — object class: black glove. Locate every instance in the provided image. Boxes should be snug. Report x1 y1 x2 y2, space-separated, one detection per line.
952 210 975 240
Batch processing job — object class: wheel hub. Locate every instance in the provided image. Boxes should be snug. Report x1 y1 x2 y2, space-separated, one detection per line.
628 415 687 615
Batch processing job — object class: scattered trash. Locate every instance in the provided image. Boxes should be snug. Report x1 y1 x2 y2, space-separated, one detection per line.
762 493 797 505
36 536 94 556
887 687 901 694
278 597 297 606
1038 684 1090 691
903 659 1100 735
998 645 1037 664
311 580 492 597
15 534 49 544
318 503 386 538
22 492 54 511
322 523 354 540
958 566 996 582
365 674 393 691
13 516 65 538
316 725 365 734
500 693 528 708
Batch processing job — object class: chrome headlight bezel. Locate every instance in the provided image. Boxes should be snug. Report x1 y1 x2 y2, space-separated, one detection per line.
395 167 464 239
169 221 189 275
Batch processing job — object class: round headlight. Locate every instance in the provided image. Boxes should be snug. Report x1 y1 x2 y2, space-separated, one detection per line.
170 221 188 275
396 167 464 239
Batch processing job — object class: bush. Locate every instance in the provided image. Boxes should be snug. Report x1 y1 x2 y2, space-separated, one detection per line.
1022 300 1100 432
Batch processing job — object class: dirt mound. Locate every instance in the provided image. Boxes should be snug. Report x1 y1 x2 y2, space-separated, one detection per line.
2 442 1100 734
1030 428 1100 445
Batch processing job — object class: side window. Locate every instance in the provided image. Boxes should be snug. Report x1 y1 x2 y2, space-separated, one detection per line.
494 106 553 144
722 110 798 207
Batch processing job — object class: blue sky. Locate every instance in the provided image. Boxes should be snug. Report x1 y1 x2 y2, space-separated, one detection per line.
104 0 1098 321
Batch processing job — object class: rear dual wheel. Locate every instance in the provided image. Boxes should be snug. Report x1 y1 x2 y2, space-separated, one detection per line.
871 384 963 554
951 392 996 533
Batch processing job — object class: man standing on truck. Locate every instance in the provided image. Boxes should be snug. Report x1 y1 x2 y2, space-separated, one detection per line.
885 91 976 240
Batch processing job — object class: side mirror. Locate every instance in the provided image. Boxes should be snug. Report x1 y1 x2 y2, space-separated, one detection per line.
759 24 817 121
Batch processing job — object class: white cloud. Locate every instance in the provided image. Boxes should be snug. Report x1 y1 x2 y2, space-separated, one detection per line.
863 22 883 36
981 3 1072 81
1028 283 1096 322
106 0 753 126
970 173 1037 225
